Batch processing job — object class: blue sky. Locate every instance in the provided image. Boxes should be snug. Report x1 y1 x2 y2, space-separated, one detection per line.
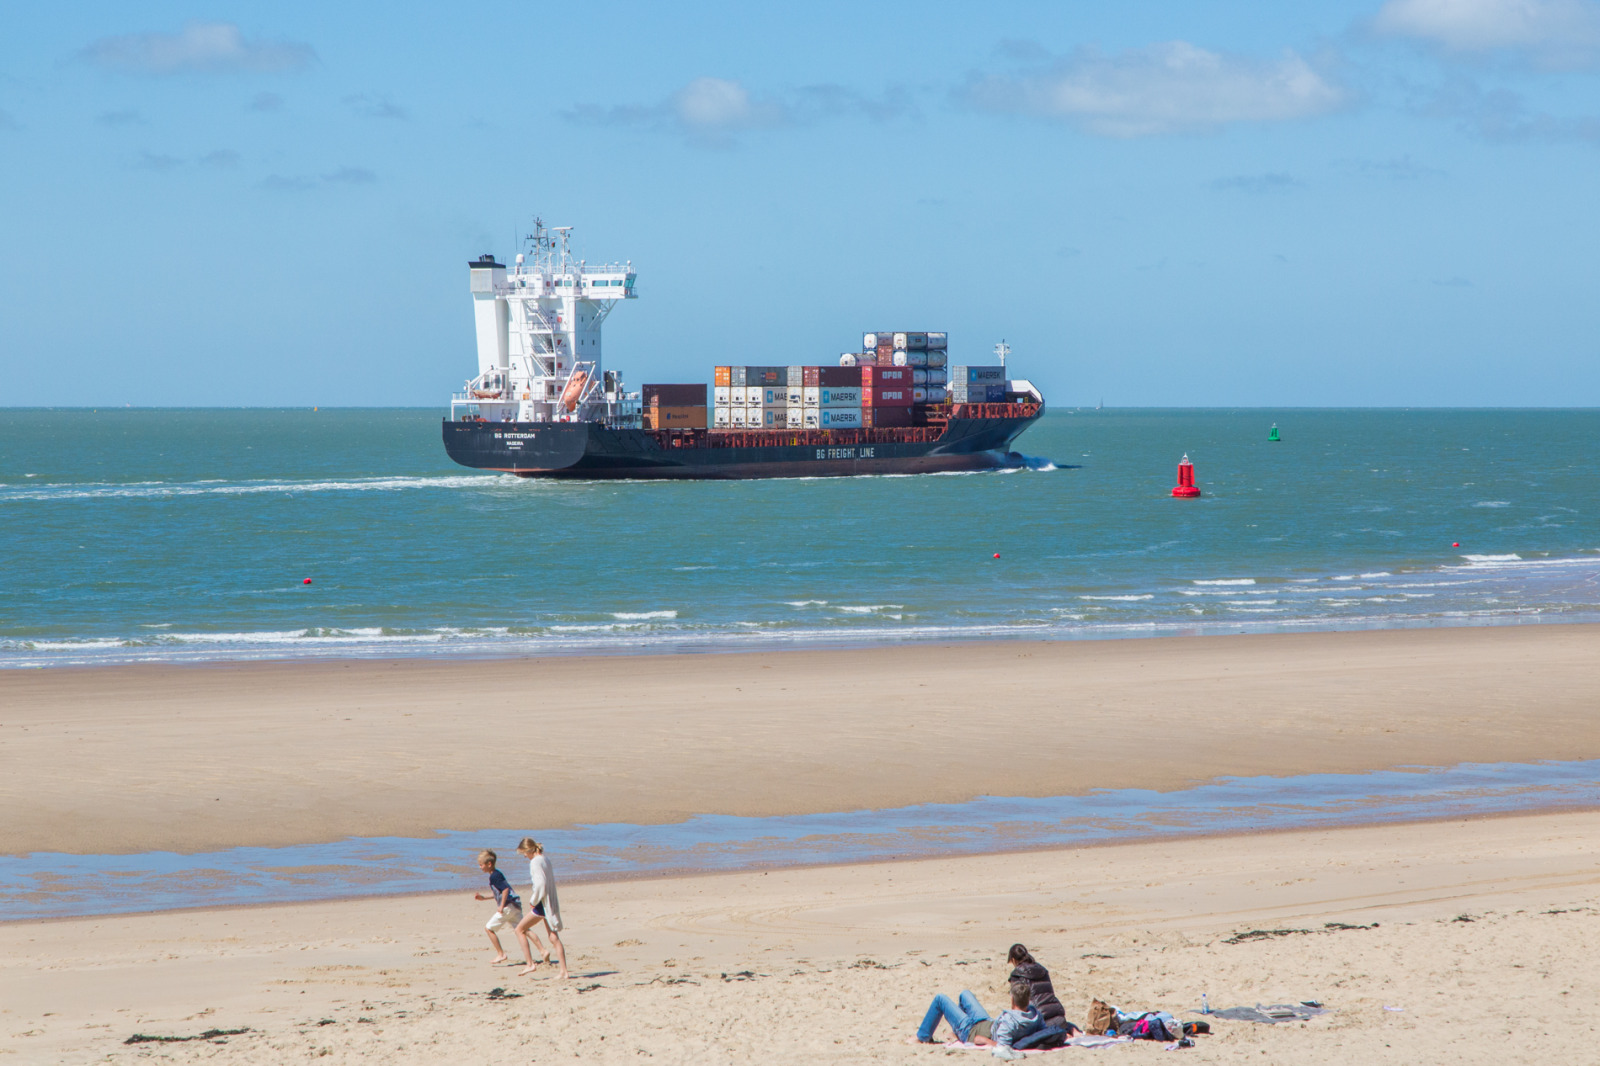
3 0 1599 407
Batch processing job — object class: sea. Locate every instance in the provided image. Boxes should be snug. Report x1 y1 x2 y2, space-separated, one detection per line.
3 407 1598 666
3 407 1599 919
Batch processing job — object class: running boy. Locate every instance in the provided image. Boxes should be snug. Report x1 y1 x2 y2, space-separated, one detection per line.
473 849 526 965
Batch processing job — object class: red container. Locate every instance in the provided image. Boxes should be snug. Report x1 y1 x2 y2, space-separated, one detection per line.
862 385 914 407
643 383 708 406
801 366 821 386
818 366 862 386
861 366 913 386
862 405 913 427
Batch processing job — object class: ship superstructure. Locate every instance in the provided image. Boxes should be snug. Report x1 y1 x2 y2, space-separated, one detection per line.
452 220 638 425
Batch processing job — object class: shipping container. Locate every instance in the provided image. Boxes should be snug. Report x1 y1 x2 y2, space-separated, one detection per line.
925 350 948 368
745 365 786 387
729 366 746 386
801 408 821 429
861 405 914 428
714 366 732 387
863 331 890 349
643 383 707 407
949 383 1002 402
860 365 913 386
786 407 804 428
820 407 863 428
730 406 751 427
892 350 929 368
750 386 789 405
802 366 822 387
856 351 878 366
839 352 857 367
818 385 863 406
643 405 708 430
729 385 747 405
926 386 948 403
818 365 862 386
786 365 806 387
862 385 913 407
713 385 731 405
925 332 948 350
876 343 895 361
713 406 732 427
924 368 947 386
951 365 1006 384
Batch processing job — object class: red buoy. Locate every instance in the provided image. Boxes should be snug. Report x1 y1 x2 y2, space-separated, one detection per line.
303 578 313 585
993 552 1001 559
1452 542 1460 548
1171 454 1201 498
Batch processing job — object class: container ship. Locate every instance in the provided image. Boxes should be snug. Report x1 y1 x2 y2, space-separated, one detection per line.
441 222 1044 479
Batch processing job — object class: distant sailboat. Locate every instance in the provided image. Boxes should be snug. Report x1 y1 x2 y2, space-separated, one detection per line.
1095 397 1103 411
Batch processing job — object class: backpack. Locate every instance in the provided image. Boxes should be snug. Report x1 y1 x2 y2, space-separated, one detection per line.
1085 1000 1114 1036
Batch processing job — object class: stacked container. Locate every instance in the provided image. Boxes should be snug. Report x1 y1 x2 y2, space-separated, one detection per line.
948 365 1007 404
642 383 708 430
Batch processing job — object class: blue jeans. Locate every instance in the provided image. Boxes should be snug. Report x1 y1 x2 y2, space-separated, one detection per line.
917 990 990 1043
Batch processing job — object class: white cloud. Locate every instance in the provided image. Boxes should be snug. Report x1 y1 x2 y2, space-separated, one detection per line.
963 42 1344 137
80 22 315 76
672 77 783 132
1374 0 1600 64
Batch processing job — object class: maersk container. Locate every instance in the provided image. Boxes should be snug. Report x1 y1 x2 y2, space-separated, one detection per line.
713 385 731 405
952 365 1006 384
759 408 791 428
820 407 863 428
925 332 947 350
752 386 789 405
818 385 863 406
925 350 948 368
892 350 929 368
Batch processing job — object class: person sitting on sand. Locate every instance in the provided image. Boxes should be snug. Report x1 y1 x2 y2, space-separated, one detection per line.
515 837 569 979
472 850 528 966
1005 943 1076 1034
916 983 1040 1048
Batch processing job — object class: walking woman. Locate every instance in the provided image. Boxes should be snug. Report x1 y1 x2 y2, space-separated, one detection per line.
515 838 569 979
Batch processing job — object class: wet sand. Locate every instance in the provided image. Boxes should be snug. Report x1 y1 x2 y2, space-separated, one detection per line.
4 624 1600 856
3 809 1599 1064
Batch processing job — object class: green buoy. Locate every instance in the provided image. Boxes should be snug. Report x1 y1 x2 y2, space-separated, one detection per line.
1268 423 1281 442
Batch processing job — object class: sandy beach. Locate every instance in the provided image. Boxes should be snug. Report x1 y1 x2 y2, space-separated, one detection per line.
3 809 1598 1063
4 624 1600 856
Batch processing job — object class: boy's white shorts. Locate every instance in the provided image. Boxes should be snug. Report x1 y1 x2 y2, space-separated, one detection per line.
487 906 523 931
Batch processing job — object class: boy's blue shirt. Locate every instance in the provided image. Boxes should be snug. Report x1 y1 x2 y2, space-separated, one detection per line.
488 868 520 908
991 1007 1042 1047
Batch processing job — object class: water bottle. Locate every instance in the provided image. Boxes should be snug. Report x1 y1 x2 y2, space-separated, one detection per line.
1201 993 1209 1015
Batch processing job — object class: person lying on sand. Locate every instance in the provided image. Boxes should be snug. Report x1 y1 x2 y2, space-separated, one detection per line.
472 850 529 966
915 982 1040 1049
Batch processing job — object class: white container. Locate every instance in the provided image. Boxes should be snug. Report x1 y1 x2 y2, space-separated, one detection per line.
819 386 862 406
892 332 909 350
839 352 858 367
802 408 821 429
786 407 804 428
729 386 747 405
786 365 806 387
863 332 890 350
892 350 928 367
820 407 863 428
713 385 731 405
925 332 947 350
714 406 732 427
925 368 947 386
925 350 947 368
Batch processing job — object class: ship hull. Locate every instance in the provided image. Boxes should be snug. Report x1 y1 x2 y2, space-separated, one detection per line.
441 409 1042 480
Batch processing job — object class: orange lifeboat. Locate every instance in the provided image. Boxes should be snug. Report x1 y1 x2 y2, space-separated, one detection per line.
560 371 588 413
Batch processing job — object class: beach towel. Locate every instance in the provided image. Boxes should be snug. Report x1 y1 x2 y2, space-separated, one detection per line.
932 1034 1133 1053
1206 1003 1329 1024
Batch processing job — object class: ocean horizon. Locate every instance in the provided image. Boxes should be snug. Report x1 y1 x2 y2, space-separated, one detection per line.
3 406 1597 668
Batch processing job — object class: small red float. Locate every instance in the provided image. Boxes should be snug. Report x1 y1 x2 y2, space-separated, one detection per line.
303 578 313 584
993 553 1001 559
1171 454 1201 498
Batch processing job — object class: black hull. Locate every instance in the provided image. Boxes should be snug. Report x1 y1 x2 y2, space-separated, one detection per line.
441 410 1042 480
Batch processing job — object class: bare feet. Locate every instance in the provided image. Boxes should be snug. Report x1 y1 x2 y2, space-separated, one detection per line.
517 961 543 976
490 954 508 964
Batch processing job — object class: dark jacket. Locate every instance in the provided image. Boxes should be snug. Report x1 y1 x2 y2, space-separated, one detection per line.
1009 962 1066 1027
